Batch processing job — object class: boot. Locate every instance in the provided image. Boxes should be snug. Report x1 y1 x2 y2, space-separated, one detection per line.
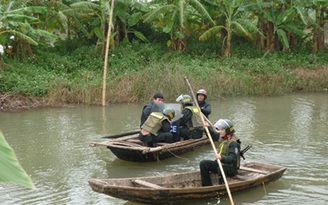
218 175 224 184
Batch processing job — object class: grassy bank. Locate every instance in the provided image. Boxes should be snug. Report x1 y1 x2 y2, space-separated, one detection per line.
1 40 328 110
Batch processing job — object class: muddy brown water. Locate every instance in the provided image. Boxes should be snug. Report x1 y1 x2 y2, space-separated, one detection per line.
0 93 327 205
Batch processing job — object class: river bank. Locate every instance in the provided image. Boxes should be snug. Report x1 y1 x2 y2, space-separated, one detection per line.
1 43 328 112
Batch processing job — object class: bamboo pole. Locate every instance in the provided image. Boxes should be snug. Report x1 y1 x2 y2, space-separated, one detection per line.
184 76 234 205
102 0 115 106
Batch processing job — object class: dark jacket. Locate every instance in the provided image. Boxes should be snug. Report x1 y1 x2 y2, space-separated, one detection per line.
198 101 211 119
178 108 204 139
140 101 163 127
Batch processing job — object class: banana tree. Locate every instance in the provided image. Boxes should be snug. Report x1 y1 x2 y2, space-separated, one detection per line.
199 0 261 57
243 0 307 57
143 0 215 51
302 0 328 52
111 0 149 45
0 1 58 59
68 0 148 56
67 0 109 55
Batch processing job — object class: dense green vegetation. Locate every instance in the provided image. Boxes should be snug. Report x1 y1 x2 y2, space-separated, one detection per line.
1 39 327 106
0 0 327 108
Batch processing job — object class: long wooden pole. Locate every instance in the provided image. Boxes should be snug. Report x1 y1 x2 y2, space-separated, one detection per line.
184 76 234 205
102 130 139 139
102 0 115 106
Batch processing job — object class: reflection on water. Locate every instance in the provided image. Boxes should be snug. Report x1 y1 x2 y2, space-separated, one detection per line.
0 93 327 205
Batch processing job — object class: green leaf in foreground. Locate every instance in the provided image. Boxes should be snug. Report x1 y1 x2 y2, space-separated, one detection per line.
0 130 35 189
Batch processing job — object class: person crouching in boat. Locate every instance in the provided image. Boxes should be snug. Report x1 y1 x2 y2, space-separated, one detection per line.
138 107 175 147
140 93 165 128
173 94 204 140
200 119 241 186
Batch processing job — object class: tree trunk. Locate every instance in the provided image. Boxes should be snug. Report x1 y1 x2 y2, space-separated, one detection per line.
312 8 325 53
255 17 265 50
115 21 120 46
262 21 275 58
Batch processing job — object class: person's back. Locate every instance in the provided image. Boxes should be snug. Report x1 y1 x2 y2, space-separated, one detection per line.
175 94 204 140
139 107 175 147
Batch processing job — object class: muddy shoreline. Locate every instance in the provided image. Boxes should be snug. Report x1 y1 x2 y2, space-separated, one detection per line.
0 93 48 112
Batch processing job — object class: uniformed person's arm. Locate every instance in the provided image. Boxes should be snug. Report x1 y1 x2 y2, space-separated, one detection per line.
179 109 193 126
201 103 212 117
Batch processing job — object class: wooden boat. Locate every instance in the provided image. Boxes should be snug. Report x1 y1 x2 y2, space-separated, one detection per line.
88 162 287 204
90 132 211 162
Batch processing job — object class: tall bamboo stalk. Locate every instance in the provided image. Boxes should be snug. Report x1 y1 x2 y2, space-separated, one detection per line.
102 0 115 106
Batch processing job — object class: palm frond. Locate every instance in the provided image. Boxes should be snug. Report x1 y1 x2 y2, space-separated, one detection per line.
276 8 294 25
128 12 142 27
132 1 149 13
283 24 306 37
189 0 215 26
143 5 175 23
133 30 148 43
70 1 99 11
5 30 38 45
295 6 307 26
4 14 40 24
199 25 224 41
242 2 272 12
231 21 253 39
32 29 58 39
276 28 289 48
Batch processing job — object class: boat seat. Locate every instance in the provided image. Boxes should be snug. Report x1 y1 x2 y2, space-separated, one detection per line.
232 175 248 180
131 179 165 189
239 166 270 174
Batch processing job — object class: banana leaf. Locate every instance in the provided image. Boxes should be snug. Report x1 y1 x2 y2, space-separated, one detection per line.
0 130 35 189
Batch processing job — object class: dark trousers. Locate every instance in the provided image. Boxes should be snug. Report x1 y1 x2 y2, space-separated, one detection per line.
156 132 173 143
199 159 235 186
139 132 173 147
138 133 154 147
199 159 219 186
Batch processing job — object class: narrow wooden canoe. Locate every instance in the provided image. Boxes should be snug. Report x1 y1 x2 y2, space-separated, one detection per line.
88 162 287 204
90 134 211 162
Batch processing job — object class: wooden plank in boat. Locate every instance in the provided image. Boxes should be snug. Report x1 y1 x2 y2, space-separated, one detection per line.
89 136 138 146
131 179 165 189
239 166 270 174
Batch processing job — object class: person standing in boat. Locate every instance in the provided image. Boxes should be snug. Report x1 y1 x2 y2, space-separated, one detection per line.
173 94 204 140
199 119 241 186
140 93 165 128
196 89 211 119
139 107 175 147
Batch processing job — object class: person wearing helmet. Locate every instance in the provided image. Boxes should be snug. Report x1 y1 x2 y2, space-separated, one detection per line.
199 119 241 186
140 93 165 128
196 89 211 119
174 94 204 140
139 107 175 147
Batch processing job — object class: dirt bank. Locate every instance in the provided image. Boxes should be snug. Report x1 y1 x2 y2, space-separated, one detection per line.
0 93 48 112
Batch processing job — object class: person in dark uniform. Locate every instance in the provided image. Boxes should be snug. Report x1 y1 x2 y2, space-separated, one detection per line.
140 93 165 128
199 119 241 186
138 107 175 147
174 94 204 140
196 89 211 119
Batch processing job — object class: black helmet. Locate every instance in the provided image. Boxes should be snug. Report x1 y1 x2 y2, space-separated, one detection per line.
163 107 175 120
176 94 193 106
196 89 208 100
214 119 235 135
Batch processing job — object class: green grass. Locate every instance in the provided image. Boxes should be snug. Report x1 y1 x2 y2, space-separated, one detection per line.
1 40 327 106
